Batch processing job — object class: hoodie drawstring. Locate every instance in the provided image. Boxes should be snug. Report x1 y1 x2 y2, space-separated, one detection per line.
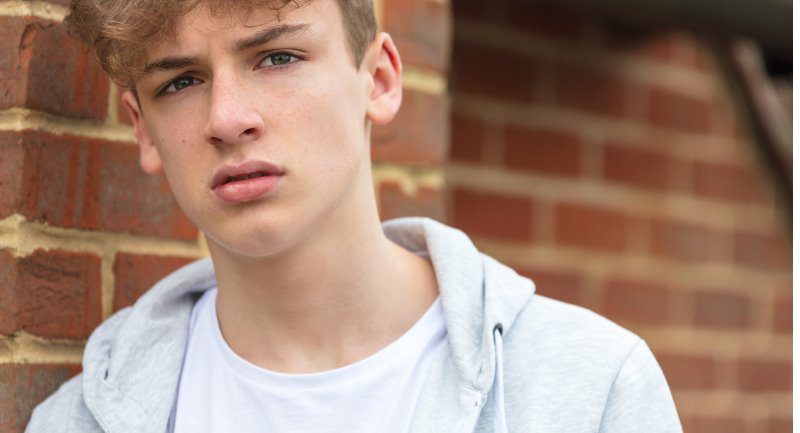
492 326 508 433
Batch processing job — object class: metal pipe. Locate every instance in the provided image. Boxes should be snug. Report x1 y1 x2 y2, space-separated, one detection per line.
542 0 791 58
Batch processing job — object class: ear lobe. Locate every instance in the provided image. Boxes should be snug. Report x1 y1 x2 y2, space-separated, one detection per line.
365 33 403 126
121 90 163 175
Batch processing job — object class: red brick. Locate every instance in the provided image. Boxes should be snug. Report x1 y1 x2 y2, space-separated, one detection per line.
113 253 196 311
693 161 765 203
97 139 197 239
634 34 710 72
0 16 108 120
451 40 537 103
556 63 634 119
692 290 751 329
554 203 629 251
378 182 444 221
0 364 81 433
658 353 717 390
32 0 72 5
117 90 133 125
0 249 102 339
503 2 592 42
649 87 713 134
518 267 582 305
449 115 484 164
638 37 679 63
503 126 581 177
733 231 790 270
650 219 728 263
0 131 197 240
372 90 447 166
603 144 671 190
772 291 792 333
449 187 533 242
601 278 671 325
768 417 792 433
683 415 747 433
738 358 791 391
0 17 29 112
0 134 25 219
452 0 492 21
383 0 450 72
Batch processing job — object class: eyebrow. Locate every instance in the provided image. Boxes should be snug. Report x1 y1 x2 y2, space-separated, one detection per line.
141 23 312 76
233 23 311 52
143 56 201 75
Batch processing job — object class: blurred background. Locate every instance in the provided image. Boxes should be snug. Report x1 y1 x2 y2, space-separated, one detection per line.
0 0 791 432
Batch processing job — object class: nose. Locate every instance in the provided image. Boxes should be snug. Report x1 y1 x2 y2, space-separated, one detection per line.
203 75 264 147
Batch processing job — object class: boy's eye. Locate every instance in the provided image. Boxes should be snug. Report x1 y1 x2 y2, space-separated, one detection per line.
161 75 201 95
260 52 300 67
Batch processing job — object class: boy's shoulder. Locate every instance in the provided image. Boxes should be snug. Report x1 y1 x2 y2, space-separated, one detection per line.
25 371 101 433
517 292 640 347
25 308 135 433
496 291 681 432
507 291 644 373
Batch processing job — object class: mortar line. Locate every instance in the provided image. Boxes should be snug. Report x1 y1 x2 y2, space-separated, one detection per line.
106 83 120 126
445 164 781 234
101 250 116 320
0 0 68 21
403 66 448 95
451 94 753 165
372 164 445 196
474 238 790 295
1 214 204 259
453 17 716 98
0 108 136 143
0 332 84 364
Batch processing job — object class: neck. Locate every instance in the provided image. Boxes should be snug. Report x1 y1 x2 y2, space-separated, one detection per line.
206 174 438 374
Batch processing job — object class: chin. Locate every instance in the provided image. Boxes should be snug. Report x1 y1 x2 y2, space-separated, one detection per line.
204 215 309 259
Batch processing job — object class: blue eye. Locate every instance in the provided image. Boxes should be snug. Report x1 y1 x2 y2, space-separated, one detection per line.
260 52 300 68
160 75 201 95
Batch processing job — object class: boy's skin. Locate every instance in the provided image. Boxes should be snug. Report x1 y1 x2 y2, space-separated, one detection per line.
121 0 440 373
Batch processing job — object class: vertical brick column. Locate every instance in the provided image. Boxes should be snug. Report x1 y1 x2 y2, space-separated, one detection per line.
0 3 203 431
373 0 452 221
448 1 791 432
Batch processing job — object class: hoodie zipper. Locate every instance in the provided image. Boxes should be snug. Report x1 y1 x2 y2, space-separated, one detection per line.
454 325 508 433
456 388 486 433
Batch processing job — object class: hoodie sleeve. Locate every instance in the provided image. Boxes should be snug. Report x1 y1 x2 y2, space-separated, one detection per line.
597 338 684 433
25 373 105 433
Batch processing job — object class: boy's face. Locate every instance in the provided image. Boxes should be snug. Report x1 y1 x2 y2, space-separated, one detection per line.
123 0 401 257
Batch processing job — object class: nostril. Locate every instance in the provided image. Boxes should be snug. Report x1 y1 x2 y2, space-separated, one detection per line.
242 128 257 136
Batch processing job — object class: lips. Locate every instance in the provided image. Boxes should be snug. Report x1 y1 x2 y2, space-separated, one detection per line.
210 160 285 190
210 160 286 204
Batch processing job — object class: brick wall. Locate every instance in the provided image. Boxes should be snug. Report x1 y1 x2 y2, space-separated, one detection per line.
0 3 205 430
0 0 791 432
0 0 450 430
447 1 791 432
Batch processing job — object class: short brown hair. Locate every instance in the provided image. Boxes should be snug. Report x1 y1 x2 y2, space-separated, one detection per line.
65 0 377 88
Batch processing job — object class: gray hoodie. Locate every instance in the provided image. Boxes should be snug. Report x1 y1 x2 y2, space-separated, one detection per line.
26 217 683 433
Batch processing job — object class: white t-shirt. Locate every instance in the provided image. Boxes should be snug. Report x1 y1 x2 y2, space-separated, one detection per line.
169 287 446 433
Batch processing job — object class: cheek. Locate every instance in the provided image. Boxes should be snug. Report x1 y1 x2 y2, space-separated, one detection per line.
151 131 203 197
269 79 361 159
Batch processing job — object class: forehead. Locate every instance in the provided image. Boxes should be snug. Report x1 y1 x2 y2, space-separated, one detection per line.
152 0 340 55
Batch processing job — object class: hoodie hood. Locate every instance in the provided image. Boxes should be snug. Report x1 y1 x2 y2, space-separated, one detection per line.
382 218 535 393
79 217 535 433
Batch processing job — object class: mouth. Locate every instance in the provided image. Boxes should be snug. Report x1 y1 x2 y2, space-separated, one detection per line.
219 171 271 186
210 160 286 204
211 160 286 190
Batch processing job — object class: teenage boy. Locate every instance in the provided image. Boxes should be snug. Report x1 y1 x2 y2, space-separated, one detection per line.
27 0 683 432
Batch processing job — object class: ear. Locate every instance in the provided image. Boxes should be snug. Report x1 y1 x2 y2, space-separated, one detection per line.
364 33 403 125
121 90 163 174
